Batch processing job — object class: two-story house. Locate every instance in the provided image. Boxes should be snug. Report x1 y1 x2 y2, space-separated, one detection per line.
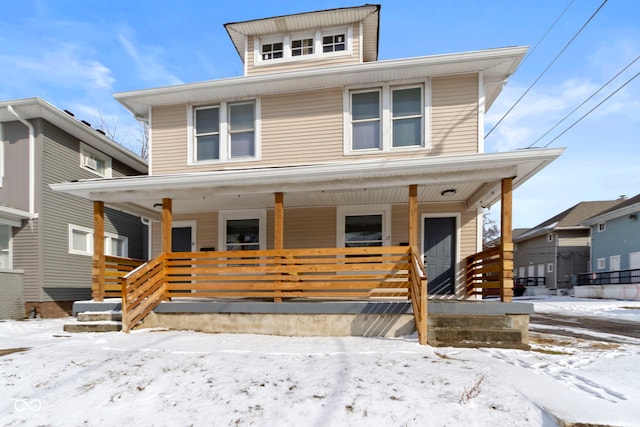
513 199 623 293
578 193 640 294
0 98 149 318
53 5 563 342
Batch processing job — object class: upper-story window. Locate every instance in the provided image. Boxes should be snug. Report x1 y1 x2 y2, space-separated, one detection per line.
255 26 351 66
190 99 261 164
597 222 606 232
0 224 10 269
80 143 112 177
344 82 430 154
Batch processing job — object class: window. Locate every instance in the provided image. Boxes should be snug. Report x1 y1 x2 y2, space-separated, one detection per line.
322 33 345 52
346 83 429 154
351 90 381 150
69 224 128 257
80 143 111 177
0 224 10 269
337 206 391 249
392 87 423 147
547 263 554 273
261 41 283 60
219 210 266 252
190 100 260 163
597 258 606 270
597 222 606 232
255 27 351 66
0 123 4 188
291 37 313 56
547 234 554 242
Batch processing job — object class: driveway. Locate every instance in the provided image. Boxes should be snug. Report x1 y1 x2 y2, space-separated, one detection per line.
530 312 640 343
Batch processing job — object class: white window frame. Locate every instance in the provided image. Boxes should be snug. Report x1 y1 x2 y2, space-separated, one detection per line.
336 205 391 248
343 80 432 155
254 25 352 67
68 224 128 257
547 263 554 273
597 257 606 270
218 209 267 252
80 142 112 177
597 222 606 232
187 99 261 165
0 224 11 269
547 234 554 242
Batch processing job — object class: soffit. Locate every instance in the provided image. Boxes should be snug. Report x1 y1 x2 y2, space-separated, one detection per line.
115 46 526 120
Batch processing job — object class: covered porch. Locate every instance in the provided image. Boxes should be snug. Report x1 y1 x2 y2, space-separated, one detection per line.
53 149 563 345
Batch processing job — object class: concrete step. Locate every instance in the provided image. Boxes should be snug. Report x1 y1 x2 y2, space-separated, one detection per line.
429 327 528 349
77 311 122 322
63 321 122 333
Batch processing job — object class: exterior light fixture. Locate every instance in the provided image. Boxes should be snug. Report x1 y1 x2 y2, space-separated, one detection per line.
440 189 456 197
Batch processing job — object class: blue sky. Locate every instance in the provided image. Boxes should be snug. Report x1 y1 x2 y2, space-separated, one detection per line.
1 0 638 228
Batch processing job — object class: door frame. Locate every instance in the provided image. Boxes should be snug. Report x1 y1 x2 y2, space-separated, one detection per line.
172 220 197 252
421 212 461 296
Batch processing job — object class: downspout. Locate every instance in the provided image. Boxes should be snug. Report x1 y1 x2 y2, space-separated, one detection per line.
7 106 37 217
141 217 152 260
554 232 558 290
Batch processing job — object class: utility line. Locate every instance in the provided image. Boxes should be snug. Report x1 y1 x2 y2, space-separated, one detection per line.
519 0 576 69
485 0 609 139
542 70 640 148
528 55 639 148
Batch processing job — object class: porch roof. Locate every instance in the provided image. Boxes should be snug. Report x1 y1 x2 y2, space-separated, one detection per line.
0 205 36 227
51 148 563 220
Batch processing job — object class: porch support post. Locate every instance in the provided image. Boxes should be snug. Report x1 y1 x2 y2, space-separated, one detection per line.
162 198 173 254
408 184 419 250
274 192 284 302
92 201 105 301
500 178 514 302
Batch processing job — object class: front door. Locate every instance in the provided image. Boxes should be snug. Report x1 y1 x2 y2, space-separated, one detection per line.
172 226 193 252
423 216 456 294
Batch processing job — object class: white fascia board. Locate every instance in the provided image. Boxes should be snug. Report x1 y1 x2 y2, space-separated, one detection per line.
0 205 36 226
582 204 640 225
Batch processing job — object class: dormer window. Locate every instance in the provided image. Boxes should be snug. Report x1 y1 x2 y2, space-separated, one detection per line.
254 26 352 66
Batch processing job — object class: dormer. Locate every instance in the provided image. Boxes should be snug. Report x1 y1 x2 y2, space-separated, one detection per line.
225 4 380 76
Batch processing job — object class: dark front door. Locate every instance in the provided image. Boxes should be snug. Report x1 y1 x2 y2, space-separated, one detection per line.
172 226 192 252
423 217 456 294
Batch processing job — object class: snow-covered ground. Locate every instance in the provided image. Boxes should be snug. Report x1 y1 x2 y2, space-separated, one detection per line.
1 297 639 426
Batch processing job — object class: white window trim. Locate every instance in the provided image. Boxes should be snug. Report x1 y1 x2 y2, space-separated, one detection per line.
0 123 4 187
172 220 197 252
597 222 606 232
547 263 554 273
343 79 432 155
68 224 128 257
218 209 267 252
336 205 391 248
547 234 554 242
254 25 352 67
597 258 606 270
187 99 261 165
0 224 12 270
80 142 112 177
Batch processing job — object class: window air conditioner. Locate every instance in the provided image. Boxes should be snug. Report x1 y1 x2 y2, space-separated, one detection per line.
83 157 98 170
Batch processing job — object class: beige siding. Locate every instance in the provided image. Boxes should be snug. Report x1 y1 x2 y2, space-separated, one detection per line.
283 207 336 249
261 88 344 164
150 104 188 175
431 74 479 155
151 212 218 257
245 25 361 76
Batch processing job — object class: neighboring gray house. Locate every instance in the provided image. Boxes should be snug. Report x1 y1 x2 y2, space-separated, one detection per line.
580 193 640 284
0 98 148 318
513 200 623 292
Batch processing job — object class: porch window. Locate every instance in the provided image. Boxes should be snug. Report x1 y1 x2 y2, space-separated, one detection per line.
226 219 260 251
351 90 381 150
0 224 10 269
190 100 260 164
80 143 111 177
346 83 429 154
344 215 383 248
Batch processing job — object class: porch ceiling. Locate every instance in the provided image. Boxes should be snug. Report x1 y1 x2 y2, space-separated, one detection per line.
51 148 563 218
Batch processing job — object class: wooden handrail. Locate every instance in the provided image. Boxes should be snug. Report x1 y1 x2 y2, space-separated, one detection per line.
121 254 167 333
465 245 503 297
95 256 145 299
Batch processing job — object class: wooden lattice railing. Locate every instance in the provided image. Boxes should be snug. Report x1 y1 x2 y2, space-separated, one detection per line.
465 245 508 299
100 256 145 298
120 246 428 344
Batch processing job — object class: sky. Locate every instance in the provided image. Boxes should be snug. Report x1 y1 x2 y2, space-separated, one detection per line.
2 297 640 426
1 0 639 228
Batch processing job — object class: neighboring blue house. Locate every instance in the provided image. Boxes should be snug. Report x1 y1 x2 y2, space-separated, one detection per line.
580 193 640 286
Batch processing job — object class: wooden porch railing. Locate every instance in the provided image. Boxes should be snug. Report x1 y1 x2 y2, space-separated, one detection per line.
120 246 428 344
465 245 513 301
98 256 145 299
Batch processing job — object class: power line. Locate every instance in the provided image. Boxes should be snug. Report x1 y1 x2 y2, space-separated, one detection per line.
542 70 640 148
485 0 609 139
528 55 639 148
519 0 576 69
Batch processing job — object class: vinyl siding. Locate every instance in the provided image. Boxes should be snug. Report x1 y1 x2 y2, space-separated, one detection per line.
0 271 24 319
13 218 42 301
514 235 557 288
0 121 30 211
591 215 640 271
431 74 479 155
245 24 361 76
150 104 188 175
151 212 219 257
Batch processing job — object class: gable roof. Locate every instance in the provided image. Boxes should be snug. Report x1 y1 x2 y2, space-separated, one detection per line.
582 193 640 225
0 97 147 173
224 4 381 63
514 200 623 242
